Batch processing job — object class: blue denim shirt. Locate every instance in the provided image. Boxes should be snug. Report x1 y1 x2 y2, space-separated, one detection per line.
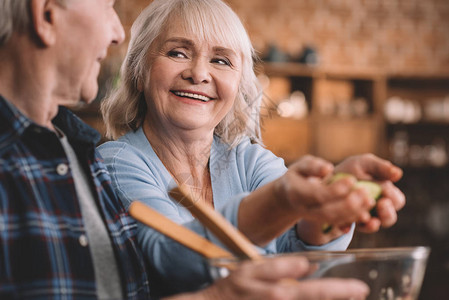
0 96 150 299
98 127 354 298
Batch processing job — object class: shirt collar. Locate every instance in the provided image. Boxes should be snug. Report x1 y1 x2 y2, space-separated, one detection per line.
0 95 100 147
0 95 33 149
53 106 101 145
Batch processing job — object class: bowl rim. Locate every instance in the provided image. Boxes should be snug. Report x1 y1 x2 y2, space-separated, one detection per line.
300 246 430 259
208 246 431 265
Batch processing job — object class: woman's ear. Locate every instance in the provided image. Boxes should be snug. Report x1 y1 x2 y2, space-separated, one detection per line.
30 0 59 46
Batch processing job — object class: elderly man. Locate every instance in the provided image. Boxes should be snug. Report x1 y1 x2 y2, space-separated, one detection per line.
1 0 400 299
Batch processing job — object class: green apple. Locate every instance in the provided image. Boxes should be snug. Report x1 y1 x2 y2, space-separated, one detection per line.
322 173 382 233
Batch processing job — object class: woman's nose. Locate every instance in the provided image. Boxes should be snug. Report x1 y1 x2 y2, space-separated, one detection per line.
181 58 212 84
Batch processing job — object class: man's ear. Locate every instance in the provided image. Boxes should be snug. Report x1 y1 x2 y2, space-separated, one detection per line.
30 0 59 46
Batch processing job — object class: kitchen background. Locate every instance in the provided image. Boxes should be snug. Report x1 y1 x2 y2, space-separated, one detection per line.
74 0 449 298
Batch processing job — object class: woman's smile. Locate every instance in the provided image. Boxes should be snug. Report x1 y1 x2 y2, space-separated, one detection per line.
171 90 215 102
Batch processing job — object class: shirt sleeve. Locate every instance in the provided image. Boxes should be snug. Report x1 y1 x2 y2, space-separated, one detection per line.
236 141 354 253
275 224 355 253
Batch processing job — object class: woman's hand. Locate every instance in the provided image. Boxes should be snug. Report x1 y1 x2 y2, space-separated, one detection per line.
274 155 376 244
334 154 405 233
169 256 369 300
280 154 404 245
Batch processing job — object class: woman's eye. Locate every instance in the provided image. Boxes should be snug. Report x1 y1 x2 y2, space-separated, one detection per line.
167 50 187 59
212 57 232 66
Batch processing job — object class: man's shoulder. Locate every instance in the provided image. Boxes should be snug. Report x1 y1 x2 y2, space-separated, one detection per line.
0 96 32 150
53 106 101 145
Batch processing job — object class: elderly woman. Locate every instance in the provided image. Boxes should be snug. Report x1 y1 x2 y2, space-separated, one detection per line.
98 0 404 297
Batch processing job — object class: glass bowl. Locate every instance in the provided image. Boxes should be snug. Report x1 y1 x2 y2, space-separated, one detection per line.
209 247 430 300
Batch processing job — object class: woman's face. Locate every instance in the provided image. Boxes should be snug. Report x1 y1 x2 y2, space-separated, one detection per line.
141 20 243 137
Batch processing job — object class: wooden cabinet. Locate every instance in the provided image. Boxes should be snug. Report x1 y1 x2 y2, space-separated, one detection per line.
312 116 382 163
261 118 311 164
385 74 449 168
260 65 449 300
259 62 449 165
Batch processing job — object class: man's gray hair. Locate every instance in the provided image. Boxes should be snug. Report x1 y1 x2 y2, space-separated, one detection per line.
0 0 30 45
0 0 66 46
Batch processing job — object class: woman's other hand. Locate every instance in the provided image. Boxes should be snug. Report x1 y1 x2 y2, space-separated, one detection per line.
334 154 405 233
275 156 376 245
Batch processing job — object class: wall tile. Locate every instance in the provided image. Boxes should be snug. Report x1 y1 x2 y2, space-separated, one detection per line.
110 0 449 74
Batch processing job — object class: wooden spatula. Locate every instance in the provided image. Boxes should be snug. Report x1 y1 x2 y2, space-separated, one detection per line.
131 197 298 284
129 201 233 259
169 184 261 260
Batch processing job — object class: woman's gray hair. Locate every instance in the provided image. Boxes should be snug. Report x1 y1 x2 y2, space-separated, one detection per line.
101 0 263 147
0 0 67 46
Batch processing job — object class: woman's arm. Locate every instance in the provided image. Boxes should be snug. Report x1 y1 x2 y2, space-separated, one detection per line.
238 154 404 246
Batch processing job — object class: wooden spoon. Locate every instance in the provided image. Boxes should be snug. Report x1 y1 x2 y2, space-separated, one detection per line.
169 184 261 260
129 201 233 259
131 197 298 284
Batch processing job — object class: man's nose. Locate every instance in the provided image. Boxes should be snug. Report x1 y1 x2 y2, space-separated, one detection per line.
111 10 125 45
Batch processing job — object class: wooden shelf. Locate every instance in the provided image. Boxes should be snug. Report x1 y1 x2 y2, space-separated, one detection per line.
387 70 449 80
260 62 384 80
259 62 449 163
261 62 449 80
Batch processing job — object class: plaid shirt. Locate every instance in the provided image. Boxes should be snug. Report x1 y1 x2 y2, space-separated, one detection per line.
0 96 150 299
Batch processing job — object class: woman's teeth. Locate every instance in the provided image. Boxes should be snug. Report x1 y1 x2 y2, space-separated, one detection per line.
173 91 211 102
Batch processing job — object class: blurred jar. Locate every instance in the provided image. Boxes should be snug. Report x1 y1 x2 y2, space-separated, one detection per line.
390 131 409 166
384 96 421 123
426 138 448 167
277 91 308 119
